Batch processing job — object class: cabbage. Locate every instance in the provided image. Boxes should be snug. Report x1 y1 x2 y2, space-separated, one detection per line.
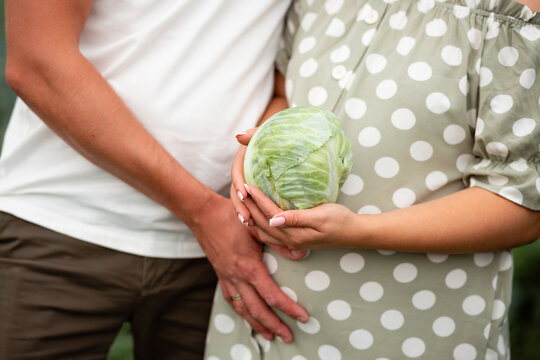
244 106 352 210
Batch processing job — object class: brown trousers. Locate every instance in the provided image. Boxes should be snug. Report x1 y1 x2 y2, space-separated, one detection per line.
0 212 217 360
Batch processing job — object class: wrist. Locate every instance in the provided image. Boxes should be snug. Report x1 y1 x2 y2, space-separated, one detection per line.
344 213 377 249
181 189 224 230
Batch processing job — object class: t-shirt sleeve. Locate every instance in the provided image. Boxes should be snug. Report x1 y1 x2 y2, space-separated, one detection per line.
464 22 540 211
275 2 301 76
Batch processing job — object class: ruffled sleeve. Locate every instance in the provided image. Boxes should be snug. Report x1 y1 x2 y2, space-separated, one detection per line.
464 19 540 210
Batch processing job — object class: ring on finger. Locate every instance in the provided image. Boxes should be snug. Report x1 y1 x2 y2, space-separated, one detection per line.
230 294 243 302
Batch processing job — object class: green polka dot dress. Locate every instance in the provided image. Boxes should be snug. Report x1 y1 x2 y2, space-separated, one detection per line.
205 0 539 359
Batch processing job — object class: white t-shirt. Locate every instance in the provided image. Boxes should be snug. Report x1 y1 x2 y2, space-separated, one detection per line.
0 0 290 258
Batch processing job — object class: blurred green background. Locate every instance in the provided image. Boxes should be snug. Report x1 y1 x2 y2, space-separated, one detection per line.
1 2 538 359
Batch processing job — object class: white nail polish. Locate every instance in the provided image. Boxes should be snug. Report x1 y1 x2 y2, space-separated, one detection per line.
238 213 245 224
237 191 244 201
269 217 285 227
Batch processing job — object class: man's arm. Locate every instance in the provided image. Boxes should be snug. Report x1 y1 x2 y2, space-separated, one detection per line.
5 1 211 220
5 0 307 341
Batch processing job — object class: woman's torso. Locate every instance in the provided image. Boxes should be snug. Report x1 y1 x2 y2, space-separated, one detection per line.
205 1 539 358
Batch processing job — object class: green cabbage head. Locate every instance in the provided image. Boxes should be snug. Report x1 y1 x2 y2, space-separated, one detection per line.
244 106 352 210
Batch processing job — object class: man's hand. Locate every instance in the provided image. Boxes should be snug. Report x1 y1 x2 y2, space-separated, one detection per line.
189 194 309 342
5 0 309 341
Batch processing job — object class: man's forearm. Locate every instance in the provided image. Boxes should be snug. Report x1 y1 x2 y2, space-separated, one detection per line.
6 43 216 227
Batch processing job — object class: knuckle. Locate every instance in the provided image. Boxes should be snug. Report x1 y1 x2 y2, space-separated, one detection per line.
231 302 247 315
286 238 302 250
249 308 265 321
221 263 239 280
290 212 301 226
264 293 280 308
234 258 257 280
319 212 331 226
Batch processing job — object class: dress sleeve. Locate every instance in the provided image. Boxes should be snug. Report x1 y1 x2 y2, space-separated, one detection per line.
275 2 301 76
464 21 540 211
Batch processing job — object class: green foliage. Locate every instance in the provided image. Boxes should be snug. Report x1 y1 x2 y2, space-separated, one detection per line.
510 240 540 360
107 323 134 360
0 0 16 151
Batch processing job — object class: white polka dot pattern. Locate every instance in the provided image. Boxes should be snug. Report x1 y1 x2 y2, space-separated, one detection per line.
381 309 405 330
297 317 321 334
206 0 536 358
402 337 426 358
305 270 331 291
327 299 352 320
433 316 456 337
349 329 374 350
359 281 384 302
412 289 436 310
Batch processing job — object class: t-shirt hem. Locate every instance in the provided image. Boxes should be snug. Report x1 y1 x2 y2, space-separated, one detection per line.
0 199 206 259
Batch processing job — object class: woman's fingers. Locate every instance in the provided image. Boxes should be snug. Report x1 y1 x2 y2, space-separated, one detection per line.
235 127 258 146
250 226 286 248
246 201 308 253
267 243 309 260
244 184 283 220
230 185 251 227
245 183 325 229
269 206 330 229
231 146 252 225
244 196 285 240
243 185 314 251
268 210 308 228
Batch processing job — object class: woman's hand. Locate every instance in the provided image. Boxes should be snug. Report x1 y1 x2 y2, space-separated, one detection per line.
231 131 309 259
231 128 257 227
244 184 359 250
233 70 288 227
246 185 540 253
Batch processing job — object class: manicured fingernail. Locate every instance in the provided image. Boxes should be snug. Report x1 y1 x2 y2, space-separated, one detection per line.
269 217 285 227
235 132 247 138
301 249 312 260
244 184 251 195
237 191 244 201
291 250 304 258
238 213 245 224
